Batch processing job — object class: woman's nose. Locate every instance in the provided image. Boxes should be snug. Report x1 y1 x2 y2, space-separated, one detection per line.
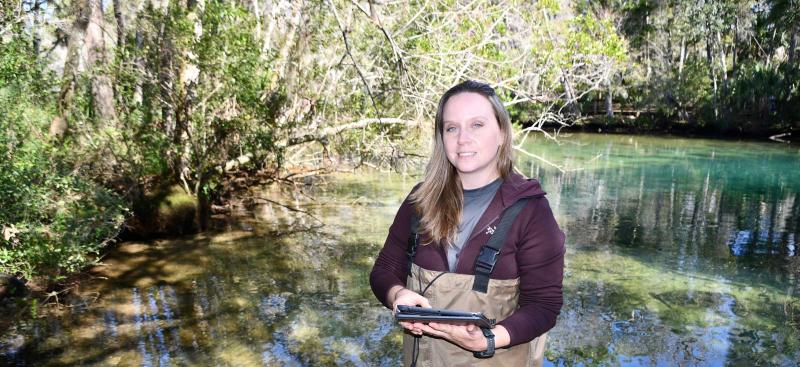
457 129 472 143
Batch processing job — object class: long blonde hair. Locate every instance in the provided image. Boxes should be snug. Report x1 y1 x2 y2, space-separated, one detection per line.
410 80 514 246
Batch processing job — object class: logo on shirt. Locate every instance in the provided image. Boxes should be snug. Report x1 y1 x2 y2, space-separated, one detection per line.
485 225 496 235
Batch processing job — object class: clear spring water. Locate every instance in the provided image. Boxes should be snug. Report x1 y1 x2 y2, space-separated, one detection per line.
2 133 798 366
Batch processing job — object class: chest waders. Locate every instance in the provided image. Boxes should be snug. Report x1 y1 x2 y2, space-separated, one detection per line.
402 198 547 367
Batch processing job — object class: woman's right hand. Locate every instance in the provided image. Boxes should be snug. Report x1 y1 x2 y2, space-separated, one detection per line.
389 286 431 336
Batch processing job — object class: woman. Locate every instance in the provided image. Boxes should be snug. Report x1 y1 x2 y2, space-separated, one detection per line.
369 80 565 366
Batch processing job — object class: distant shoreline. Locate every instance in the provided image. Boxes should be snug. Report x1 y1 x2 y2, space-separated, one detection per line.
538 117 799 144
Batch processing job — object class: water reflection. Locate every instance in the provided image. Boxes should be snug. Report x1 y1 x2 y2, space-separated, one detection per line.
1 134 799 366
520 134 800 366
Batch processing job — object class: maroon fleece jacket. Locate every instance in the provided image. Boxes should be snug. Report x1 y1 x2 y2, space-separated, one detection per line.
369 172 565 347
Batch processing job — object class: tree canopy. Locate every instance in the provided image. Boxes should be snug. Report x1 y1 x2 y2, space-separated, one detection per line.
0 0 798 279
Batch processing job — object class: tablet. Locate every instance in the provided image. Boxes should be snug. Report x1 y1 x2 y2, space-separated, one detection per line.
395 305 495 329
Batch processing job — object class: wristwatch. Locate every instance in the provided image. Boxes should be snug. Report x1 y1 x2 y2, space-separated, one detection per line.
473 327 495 358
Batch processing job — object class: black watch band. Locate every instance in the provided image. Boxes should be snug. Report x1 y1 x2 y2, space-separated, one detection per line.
473 327 495 358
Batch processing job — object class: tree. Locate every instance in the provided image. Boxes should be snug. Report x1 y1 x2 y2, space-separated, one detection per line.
51 0 117 139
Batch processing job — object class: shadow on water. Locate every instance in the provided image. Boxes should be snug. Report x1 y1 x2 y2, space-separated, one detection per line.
2 134 800 366
1 214 404 366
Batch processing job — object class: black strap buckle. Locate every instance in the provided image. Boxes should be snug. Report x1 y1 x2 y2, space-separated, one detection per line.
475 246 500 274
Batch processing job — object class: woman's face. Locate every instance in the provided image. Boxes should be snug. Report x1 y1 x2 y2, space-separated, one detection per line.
441 92 504 189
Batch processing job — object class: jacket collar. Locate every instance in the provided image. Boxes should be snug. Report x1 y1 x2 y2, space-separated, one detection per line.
466 171 546 244
498 171 547 208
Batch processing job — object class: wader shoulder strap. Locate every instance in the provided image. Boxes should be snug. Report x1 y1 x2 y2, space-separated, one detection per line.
472 198 530 293
407 214 420 276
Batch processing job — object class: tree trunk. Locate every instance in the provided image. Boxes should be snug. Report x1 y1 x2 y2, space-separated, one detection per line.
284 10 310 95
788 23 797 108
133 3 145 105
51 0 90 138
32 0 41 56
678 36 686 78
275 0 304 93
156 15 177 170
711 59 719 119
645 33 651 81
176 0 203 184
560 71 580 117
262 0 280 54
786 23 800 80
767 28 777 68
113 0 125 49
665 24 672 65
252 0 261 39
717 31 727 82
717 30 728 112
194 179 210 231
706 33 718 119
85 0 118 124
732 16 739 73
605 83 613 118
789 24 798 66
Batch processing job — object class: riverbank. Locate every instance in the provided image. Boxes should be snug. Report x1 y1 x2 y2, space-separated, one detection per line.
554 115 800 143
0 169 344 335
0 170 406 365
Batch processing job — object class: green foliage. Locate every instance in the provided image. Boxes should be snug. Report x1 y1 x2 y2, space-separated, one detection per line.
0 35 128 278
580 0 800 131
656 62 712 122
171 2 283 210
720 61 800 130
0 164 128 277
0 37 50 98
4 0 800 283
567 14 628 64
537 0 561 13
191 1 283 162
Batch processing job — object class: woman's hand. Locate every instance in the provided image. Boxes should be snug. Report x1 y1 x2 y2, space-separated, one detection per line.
415 323 486 351
388 286 432 336
416 323 511 352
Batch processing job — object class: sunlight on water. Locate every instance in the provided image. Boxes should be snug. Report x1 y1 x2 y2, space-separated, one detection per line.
521 133 800 366
1 133 798 366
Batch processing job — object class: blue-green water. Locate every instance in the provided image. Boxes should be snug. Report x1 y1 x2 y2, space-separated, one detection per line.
1 133 798 366
521 134 800 366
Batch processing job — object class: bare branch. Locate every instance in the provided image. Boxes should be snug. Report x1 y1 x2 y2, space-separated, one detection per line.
328 0 382 119
249 196 323 224
287 118 418 146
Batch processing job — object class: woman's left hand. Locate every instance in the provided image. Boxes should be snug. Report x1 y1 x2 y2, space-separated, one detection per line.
415 322 487 351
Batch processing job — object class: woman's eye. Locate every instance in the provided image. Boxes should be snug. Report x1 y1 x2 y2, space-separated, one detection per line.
472 122 484 128
445 126 457 133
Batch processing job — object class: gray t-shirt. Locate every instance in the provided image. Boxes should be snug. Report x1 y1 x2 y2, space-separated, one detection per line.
447 178 502 272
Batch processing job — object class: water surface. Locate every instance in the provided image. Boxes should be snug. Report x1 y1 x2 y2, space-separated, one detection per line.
1 133 798 366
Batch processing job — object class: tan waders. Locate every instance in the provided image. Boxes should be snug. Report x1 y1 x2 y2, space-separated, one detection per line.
401 263 546 367
400 198 546 366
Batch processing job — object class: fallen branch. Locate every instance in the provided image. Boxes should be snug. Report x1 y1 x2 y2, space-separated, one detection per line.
287 118 418 146
513 146 567 173
769 132 791 143
249 196 323 224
